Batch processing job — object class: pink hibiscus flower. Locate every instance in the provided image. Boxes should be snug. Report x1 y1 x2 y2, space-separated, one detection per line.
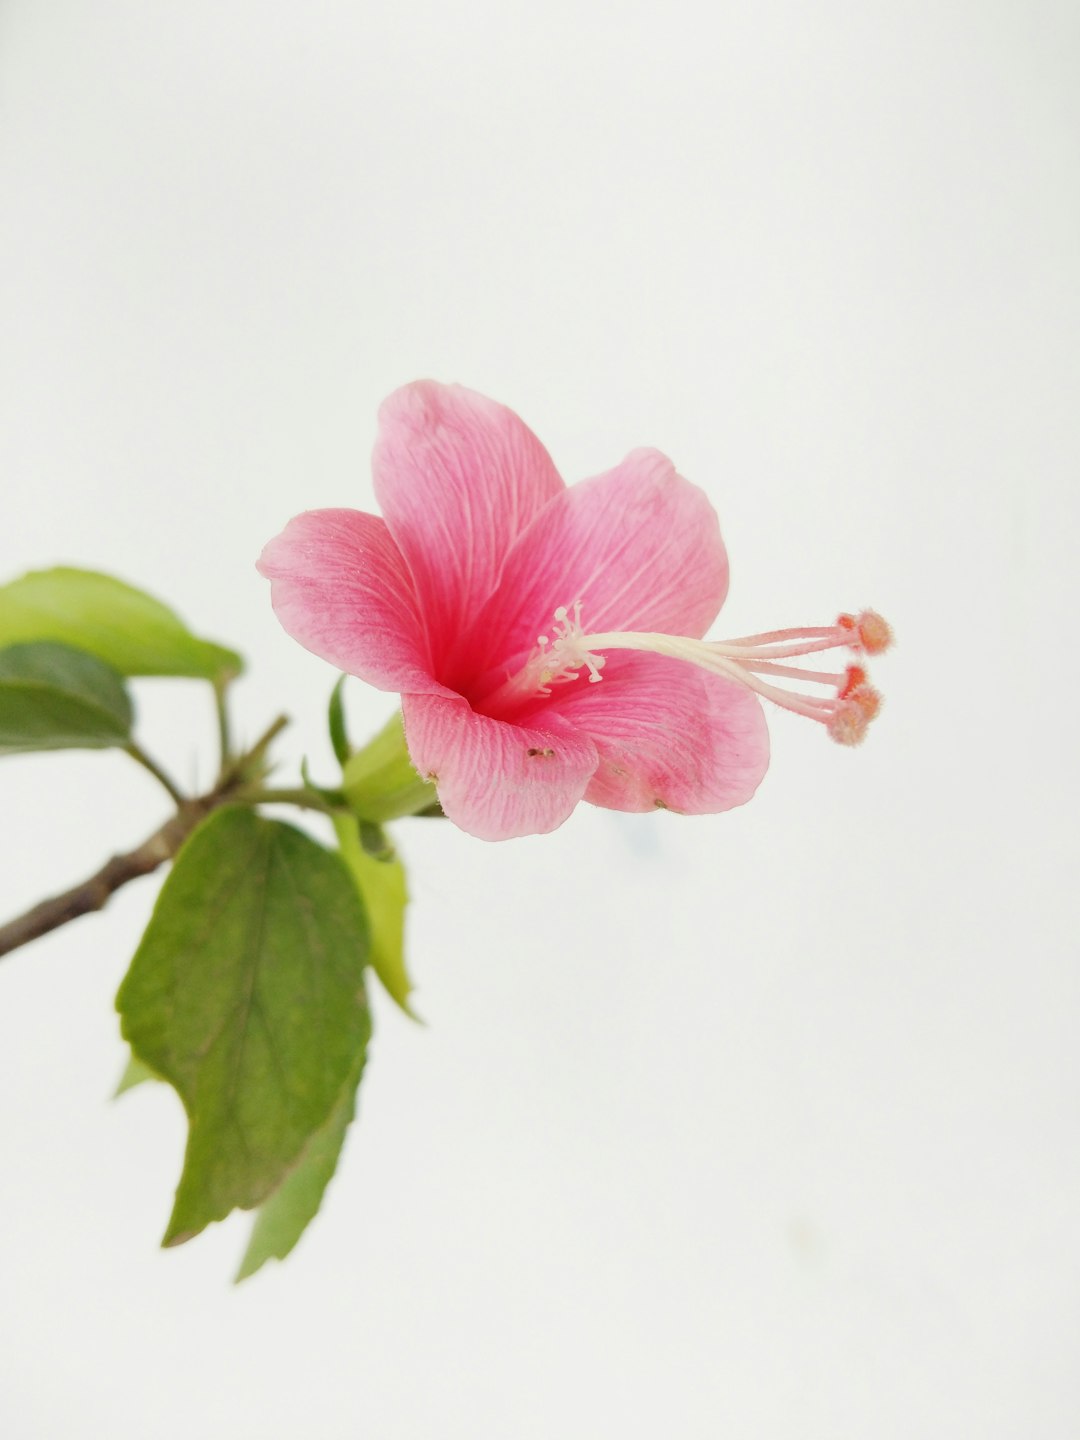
258 382 890 840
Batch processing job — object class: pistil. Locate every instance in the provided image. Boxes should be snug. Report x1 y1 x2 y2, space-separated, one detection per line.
541 607 892 745
477 603 891 745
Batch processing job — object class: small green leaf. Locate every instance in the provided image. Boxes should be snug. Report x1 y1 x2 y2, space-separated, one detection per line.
0 641 133 754
328 675 351 767
114 1052 160 1097
235 1042 367 1282
116 807 371 1247
334 814 417 1019
343 711 437 822
0 567 242 681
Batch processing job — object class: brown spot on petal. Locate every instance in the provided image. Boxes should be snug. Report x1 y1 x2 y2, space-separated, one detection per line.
527 747 555 758
654 798 668 809
426 770 439 783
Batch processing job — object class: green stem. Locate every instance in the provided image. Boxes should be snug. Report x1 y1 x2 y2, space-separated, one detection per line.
213 675 233 772
242 713 290 768
1 712 297 962
216 714 290 788
0 799 214 960
125 741 187 806
235 786 343 816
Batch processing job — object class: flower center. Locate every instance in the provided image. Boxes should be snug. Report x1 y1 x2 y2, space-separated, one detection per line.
536 601 607 689
483 601 893 745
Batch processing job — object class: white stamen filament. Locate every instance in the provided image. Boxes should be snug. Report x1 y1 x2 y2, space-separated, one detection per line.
718 626 839 646
736 661 848 685
705 635 866 661
570 631 848 721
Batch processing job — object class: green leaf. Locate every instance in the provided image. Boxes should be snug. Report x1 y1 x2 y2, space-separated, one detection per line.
342 711 437 822
235 1042 367 1282
328 675 351 767
114 1051 160 1096
116 807 371 1247
0 567 242 681
334 814 417 1020
0 641 133 754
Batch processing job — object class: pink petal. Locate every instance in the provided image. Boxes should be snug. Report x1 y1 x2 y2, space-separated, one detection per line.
542 652 769 814
401 693 598 840
372 382 565 669
257 509 451 696
461 449 729 687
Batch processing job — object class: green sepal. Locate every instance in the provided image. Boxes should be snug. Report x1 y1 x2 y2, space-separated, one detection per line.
116 806 371 1248
0 641 133 754
327 676 351 767
0 567 242 682
334 814 418 1020
342 712 437 822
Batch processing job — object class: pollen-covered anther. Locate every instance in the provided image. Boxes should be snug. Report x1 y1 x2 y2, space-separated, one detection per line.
848 684 882 722
838 609 893 656
839 664 867 698
826 699 871 746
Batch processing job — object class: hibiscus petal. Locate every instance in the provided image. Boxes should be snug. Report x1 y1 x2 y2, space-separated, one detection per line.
541 652 769 814
372 382 565 667
463 449 729 682
401 693 598 841
258 509 450 696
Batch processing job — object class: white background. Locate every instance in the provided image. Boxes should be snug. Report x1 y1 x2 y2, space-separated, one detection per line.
1 2 1077 1436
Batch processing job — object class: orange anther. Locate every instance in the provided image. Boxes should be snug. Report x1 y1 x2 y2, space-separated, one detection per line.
826 701 870 746
848 684 881 722
855 610 892 655
839 664 867 698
